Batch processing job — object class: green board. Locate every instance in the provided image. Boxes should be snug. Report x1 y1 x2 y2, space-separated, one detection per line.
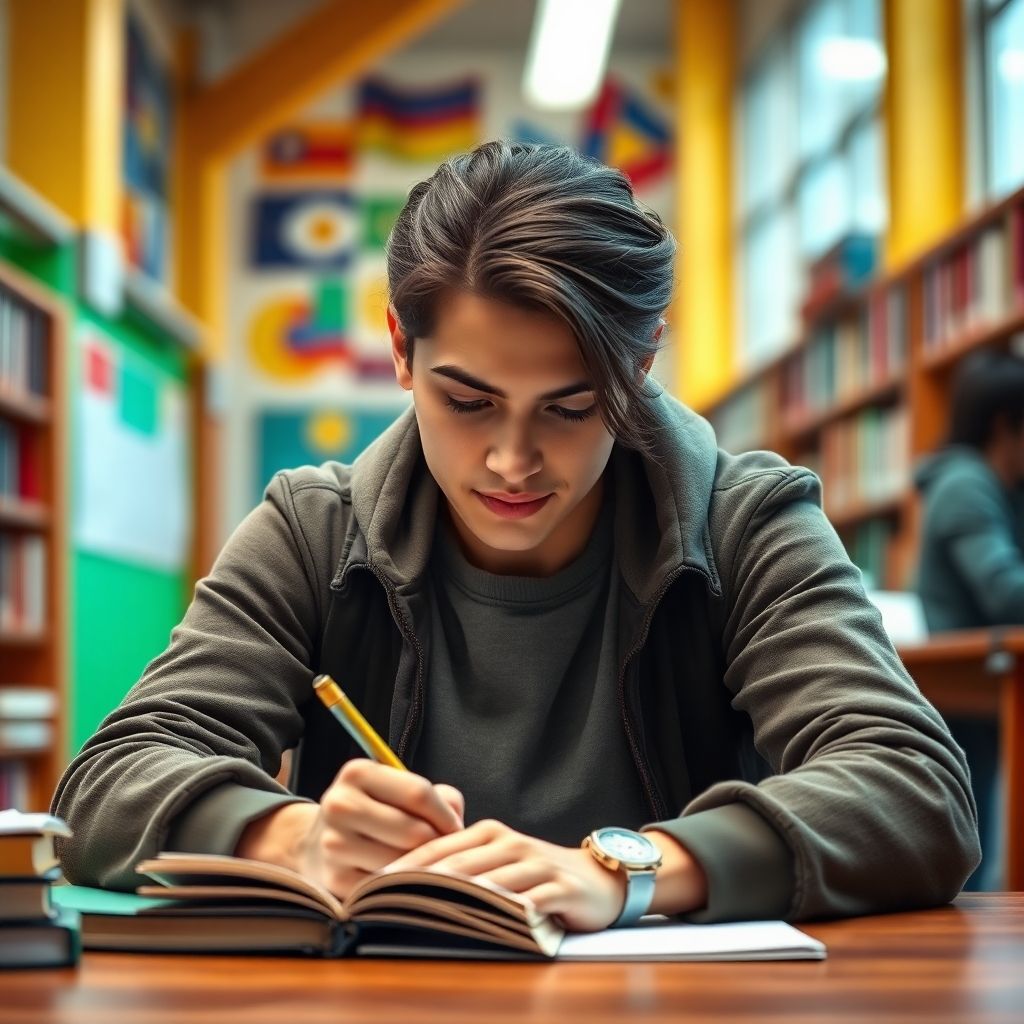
0 225 193 761
70 553 188 752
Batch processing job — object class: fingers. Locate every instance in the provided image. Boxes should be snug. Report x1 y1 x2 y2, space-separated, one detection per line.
435 783 465 825
319 760 465 863
386 819 513 872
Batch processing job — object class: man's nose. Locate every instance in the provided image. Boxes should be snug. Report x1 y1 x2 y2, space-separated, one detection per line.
484 422 543 484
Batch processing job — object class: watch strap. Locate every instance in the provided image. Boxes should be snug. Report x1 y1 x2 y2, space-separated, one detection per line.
612 867 657 927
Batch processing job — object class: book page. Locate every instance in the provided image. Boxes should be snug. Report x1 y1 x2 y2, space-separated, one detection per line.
350 868 544 925
137 853 346 920
556 919 827 961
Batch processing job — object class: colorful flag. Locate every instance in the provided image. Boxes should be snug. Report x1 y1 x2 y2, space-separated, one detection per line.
247 279 355 383
582 78 671 190
356 76 480 162
251 191 357 269
261 123 355 183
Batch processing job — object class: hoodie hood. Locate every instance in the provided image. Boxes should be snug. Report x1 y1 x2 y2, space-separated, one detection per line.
345 389 723 606
913 445 990 494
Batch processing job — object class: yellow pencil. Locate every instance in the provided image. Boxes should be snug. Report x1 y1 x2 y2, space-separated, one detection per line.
312 674 407 771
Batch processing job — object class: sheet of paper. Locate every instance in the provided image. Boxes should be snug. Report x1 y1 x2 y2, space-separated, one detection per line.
556 918 826 961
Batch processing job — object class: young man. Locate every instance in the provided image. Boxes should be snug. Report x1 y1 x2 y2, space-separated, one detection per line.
53 142 978 929
914 349 1024 890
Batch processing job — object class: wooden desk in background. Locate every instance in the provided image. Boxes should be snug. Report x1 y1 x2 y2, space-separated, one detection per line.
1 896 1021 1023
897 628 1024 890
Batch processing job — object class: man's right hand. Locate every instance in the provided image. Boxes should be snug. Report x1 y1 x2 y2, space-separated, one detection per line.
235 759 465 897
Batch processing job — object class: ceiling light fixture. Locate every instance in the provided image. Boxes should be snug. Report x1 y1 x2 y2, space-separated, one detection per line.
523 0 623 111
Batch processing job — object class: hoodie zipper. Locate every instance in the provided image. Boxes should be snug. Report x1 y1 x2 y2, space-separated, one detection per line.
365 564 426 763
617 563 714 822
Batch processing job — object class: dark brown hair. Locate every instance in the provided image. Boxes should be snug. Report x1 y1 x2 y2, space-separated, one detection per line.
386 140 675 453
949 350 1024 449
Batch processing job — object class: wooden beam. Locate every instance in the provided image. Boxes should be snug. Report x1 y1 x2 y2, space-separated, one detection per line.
190 0 465 161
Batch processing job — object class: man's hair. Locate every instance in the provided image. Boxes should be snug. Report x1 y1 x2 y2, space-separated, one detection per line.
386 140 675 453
948 350 1024 449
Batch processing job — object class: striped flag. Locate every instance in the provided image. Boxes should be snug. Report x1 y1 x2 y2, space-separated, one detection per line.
357 76 480 162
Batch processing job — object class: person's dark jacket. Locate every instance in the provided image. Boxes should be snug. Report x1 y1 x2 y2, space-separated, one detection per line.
52 393 979 922
914 445 1024 631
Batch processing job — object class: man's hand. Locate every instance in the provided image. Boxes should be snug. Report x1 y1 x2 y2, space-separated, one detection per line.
235 759 464 898
385 820 709 931
384 819 628 932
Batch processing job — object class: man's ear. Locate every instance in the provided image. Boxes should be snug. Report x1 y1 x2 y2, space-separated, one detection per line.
640 320 666 375
387 305 413 391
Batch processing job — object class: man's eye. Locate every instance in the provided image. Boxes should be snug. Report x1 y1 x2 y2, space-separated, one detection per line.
552 405 598 423
445 396 490 415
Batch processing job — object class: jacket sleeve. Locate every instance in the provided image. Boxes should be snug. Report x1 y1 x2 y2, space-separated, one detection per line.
49 471 339 890
933 473 1024 623
662 467 979 921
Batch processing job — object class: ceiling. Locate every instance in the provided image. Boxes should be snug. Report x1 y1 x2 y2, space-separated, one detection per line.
182 0 673 79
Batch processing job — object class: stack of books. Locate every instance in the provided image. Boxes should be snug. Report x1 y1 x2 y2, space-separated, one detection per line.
0 809 80 969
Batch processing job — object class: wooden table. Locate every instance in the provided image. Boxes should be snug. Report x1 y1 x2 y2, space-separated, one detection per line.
897 629 1024 890
1 896 1021 1023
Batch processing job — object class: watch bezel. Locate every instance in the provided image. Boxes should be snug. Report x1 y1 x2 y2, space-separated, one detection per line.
585 826 663 872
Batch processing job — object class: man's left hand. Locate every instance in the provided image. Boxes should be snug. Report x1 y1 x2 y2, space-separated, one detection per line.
384 818 626 932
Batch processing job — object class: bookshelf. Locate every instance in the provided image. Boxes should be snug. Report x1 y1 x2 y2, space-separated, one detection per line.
0 259 67 812
706 182 1024 593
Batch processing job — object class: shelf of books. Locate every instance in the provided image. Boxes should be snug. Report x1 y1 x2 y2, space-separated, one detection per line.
0 260 66 813
706 182 1024 593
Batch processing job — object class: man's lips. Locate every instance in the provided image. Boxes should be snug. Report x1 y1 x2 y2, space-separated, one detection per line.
474 491 553 519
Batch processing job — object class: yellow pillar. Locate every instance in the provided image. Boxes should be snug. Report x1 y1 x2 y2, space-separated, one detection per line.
674 0 736 412
7 0 123 234
884 0 964 266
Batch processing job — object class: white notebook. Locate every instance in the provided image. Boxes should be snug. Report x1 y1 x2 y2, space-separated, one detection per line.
555 917 826 962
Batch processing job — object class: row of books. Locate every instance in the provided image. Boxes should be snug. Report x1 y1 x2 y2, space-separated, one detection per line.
0 810 80 968
0 417 41 502
798 404 909 518
781 286 908 427
0 532 47 635
922 205 1024 353
0 285 48 399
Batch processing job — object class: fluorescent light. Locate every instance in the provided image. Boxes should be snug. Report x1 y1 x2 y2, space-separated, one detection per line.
816 37 887 82
523 0 622 111
998 49 1024 83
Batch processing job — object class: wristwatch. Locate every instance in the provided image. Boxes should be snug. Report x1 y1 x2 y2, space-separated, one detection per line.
582 826 663 927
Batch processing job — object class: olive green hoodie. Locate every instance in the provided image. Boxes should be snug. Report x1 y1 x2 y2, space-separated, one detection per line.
52 392 979 921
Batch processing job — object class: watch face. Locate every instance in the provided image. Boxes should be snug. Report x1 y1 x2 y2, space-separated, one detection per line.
593 827 661 868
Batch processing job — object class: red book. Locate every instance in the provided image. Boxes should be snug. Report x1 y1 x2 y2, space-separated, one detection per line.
17 428 40 502
1013 205 1024 307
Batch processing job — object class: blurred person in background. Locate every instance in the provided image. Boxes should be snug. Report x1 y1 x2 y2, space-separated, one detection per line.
914 349 1024 890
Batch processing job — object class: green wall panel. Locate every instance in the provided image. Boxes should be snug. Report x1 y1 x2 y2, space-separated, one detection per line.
71 553 187 753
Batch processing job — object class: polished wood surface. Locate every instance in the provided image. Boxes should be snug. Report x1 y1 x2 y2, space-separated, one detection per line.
1 896 1021 1024
898 628 1024 890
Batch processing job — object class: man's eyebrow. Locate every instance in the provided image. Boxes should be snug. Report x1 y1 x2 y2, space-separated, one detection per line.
429 365 594 401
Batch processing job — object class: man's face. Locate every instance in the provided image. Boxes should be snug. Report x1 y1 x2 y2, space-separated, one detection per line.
390 290 615 576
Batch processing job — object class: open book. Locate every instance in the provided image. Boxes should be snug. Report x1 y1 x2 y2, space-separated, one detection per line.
54 851 826 962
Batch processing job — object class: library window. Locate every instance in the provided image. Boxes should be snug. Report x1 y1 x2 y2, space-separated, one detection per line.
738 0 887 364
979 0 1024 198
